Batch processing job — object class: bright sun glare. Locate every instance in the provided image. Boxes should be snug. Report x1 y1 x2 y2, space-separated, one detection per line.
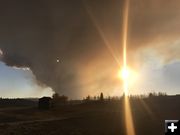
118 67 138 94
118 67 137 82
121 68 130 80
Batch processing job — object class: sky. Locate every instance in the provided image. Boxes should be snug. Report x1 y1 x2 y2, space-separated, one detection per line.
0 0 180 99
0 62 53 98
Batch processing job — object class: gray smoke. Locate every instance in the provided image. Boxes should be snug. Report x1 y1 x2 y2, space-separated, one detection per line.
0 0 124 98
0 0 180 98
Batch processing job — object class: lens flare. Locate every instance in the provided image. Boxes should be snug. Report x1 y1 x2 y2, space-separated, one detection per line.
122 0 136 135
0 48 3 56
124 96 135 135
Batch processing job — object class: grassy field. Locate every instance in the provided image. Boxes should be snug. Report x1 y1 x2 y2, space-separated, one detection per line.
0 96 180 135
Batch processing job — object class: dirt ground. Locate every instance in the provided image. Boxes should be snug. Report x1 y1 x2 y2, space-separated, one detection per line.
0 96 180 135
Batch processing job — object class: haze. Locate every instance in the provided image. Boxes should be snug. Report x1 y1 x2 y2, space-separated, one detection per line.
0 0 180 99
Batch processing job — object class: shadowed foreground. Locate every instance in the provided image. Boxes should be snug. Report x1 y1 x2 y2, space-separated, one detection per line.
0 96 180 135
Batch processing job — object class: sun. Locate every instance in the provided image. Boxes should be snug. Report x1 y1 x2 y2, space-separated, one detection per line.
118 67 138 95
118 67 131 81
118 67 138 81
121 67 130 80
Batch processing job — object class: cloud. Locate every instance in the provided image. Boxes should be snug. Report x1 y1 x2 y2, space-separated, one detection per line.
0 0 180 98
128 0 180 62
0 0 123 98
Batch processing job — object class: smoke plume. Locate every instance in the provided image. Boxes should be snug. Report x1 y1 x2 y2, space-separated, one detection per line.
0 0 180 98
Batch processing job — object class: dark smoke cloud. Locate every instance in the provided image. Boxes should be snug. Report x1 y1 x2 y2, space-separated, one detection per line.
0 0 180 98
0 0 124 98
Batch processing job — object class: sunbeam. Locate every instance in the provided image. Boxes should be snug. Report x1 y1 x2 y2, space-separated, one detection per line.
122 0 129 96
122 0 136 135
124 96 136 135
83 1 121 66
